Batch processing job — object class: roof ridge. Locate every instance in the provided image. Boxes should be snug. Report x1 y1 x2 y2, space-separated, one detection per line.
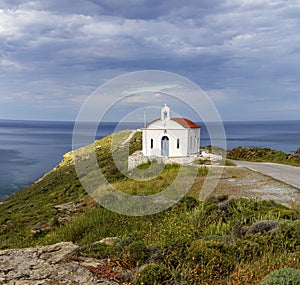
145 117 200 129
171 117 201 128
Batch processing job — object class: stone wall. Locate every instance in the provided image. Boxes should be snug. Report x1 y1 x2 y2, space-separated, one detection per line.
128 151 199 170
128 151 149 170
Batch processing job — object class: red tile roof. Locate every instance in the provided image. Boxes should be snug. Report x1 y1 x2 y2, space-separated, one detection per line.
145 117 201 129
171 118 201 128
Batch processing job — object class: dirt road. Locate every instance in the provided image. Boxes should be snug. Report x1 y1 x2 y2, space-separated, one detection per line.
200 163 300 209
232 160 300 190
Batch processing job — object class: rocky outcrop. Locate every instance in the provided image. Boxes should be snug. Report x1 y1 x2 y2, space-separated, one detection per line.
287 148 300 160
30 221 50 234
239 220 279 237
199 149 223 164
217 198 234 213
53 200 85 223
0 242 118 284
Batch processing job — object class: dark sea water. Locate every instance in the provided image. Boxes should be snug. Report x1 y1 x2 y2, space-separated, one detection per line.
0 119 299 200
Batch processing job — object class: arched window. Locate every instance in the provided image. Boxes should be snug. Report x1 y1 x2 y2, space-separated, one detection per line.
150 139 153 149
177 138 180 149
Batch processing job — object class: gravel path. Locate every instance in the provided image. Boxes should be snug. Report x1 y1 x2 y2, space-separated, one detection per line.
232 160 300 190
122 129 136 146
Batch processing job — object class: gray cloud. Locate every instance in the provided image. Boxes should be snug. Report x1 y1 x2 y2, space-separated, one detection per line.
0 0 299 120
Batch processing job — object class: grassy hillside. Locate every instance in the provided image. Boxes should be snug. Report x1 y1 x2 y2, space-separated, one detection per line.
0 130 133 249
0 131 299 284
228 147 300 166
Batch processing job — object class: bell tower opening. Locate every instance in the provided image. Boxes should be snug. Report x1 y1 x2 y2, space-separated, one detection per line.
161 104 170 120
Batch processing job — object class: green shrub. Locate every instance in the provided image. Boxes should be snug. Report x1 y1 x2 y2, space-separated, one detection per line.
82 242 117 259
128 240 148 265
162 237 190 268
234 222 300 262
191 200 223 229
186 240 234 280
197 166 209 176
260 268 300 285
276 209 299 220
224 159 236 166
129 131 142 154
203 202 219 215
234 238 266 261
274 223 300 250
134 263 171 285
179 196 199 210
227 147 300 166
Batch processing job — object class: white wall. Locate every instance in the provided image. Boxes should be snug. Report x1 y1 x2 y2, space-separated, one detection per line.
148 119 185 130
143 128 198 157
187 128 200 154
142 118 201 157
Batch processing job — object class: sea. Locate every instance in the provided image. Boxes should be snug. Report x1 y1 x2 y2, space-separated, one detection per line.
0 119 299 201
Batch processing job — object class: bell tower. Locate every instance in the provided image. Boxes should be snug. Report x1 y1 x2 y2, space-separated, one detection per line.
161 104 170 121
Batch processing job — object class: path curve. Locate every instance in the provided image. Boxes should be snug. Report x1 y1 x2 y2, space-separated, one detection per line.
122 129 137 146
232 160 300 190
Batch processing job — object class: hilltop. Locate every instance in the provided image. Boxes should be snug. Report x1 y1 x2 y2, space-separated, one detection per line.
0 131 299 284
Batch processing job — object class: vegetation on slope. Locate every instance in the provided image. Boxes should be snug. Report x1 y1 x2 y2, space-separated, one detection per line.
41 196 299 284
0 131 299 284
0 130 133 248
0 130 203 248
228 147 300 166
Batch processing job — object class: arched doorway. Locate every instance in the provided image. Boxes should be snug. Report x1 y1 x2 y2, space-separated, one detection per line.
161 136 169 156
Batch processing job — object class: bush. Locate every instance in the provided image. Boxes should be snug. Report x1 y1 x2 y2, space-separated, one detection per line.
128 240 148 265
179 196 199 210
191 200 223 229
260 268 300 285
134 263 171 285
186 240 234 281
163 237 190 268
233 222 300 262
233 238 266 261
82 242 117 259
276 209 299 220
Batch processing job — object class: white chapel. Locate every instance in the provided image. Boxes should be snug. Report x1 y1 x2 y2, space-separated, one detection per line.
142 105 201 157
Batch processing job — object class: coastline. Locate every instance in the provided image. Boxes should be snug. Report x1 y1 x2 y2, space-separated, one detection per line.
0 131 299 284
1 119 300 200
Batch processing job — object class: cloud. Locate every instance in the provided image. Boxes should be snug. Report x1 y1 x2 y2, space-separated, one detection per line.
0 0 299 120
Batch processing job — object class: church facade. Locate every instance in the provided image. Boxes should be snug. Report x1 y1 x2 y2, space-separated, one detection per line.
142 105 201 157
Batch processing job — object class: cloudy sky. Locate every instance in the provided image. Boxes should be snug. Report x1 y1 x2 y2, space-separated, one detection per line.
0 0 300 121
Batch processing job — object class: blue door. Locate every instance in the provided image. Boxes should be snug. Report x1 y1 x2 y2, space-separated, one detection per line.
161 136 169 156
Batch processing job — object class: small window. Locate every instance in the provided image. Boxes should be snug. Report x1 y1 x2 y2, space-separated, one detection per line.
177 138 180 149
151 139 153 149
164 111 168 119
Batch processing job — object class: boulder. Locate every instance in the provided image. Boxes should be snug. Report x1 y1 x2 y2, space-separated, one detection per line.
239 220 279 237
0 242 118 284
30 221 49 234
287 148 300 160
53 200 84 223
218 198 234 213
96 237 118 246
